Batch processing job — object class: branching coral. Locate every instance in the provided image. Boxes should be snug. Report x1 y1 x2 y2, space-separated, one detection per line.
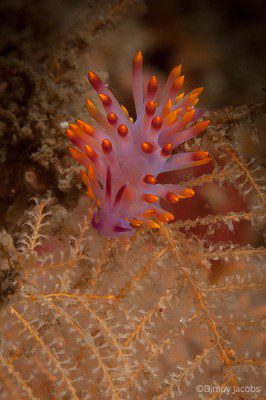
0 128 265 397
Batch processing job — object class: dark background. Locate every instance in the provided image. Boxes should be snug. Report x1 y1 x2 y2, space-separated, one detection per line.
1 0 265 108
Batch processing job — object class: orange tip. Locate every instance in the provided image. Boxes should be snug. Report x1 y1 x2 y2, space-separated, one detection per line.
143 209 157 217
145 100 156 115
102 139 112 153
133 50 143 66
161 143 172 157
145 219 160 229
166 192 179 204
69 148 87 165
86 98 97 116
107 112 118 125
174 93 184 104
68 123 78 132
130 219 143 227
166 110 178 126
87 164 95 180
171 75 184 91
194 151 209 160
142 194 159 204
191 120 210 134
66 129 75 139
151 116 163 130
141 142 155 154
76 119 84 129
156 213 170 222
80 169 89 187
82 122 94 136
121 105 130 120
181 110 195 124
183 188 195 198
164 212 175 221
117 124 128 137
147 75 158 95
88 71 101 89
143 174 156 184
169 64 182 80
99 93 111 107
190 87 204 96
85 145 98 161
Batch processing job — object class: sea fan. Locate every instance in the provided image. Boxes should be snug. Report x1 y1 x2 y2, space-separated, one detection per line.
67 51 211 237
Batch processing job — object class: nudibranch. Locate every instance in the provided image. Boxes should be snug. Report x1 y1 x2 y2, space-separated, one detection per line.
67 51 211 237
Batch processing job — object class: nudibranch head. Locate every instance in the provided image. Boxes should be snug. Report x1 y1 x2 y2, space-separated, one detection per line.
67 51 211 237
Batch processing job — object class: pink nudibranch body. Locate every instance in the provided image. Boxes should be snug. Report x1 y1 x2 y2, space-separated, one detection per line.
67 51 211 237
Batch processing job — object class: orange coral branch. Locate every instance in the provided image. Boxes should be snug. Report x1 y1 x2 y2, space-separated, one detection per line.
9 306 80 399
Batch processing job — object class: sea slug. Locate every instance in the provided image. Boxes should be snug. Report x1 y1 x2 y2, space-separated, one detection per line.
67 51 210 237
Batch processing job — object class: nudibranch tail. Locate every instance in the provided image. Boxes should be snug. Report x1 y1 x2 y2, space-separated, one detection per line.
67 51 211 237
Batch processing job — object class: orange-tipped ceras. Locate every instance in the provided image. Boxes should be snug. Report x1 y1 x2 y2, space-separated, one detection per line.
67 51 211 237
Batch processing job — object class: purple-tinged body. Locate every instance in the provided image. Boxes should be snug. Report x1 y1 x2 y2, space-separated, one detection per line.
67 52 211 237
